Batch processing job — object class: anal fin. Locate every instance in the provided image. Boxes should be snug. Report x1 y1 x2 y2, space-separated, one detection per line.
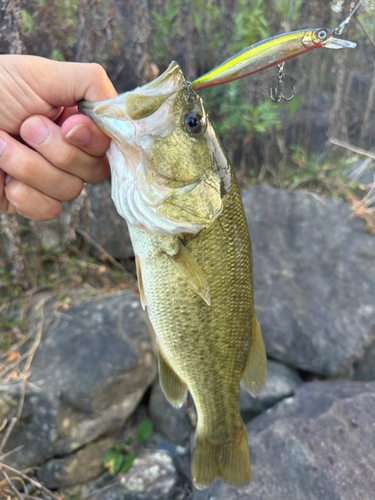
135 256 146 310
167 240 210 306
158 349 187 408
241 310 267 397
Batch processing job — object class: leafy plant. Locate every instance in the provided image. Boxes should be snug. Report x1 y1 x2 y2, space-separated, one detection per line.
280 146 360 198
103 419 153 476
150 0 182 60
137 418 153 441
63 493 82 500
20 9 34 33
231 0 271 51
205 80 282 140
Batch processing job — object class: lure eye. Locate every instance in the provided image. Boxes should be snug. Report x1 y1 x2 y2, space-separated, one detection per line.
318 30 327 40
184 112 203 134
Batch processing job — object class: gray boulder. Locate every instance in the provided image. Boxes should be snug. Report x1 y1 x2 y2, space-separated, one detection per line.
1 292 157 472
240 360 302 422
86 180 133 260
34 179 133 259
194 381 375 500
149 382 192 444
244 185 375 376
351 333 375 381
37 436 116 489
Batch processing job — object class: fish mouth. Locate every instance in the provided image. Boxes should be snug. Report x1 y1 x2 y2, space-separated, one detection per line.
78 61 186 128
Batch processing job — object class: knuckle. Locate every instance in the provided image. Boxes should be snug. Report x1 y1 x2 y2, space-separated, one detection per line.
89 63 108 84
42 202 62 221
59 146 77 169
18 158 36 183
63 177 84 201
9 180 30 205
92 160 110 183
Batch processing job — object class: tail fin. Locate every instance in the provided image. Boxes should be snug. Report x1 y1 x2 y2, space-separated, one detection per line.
192 423 251 490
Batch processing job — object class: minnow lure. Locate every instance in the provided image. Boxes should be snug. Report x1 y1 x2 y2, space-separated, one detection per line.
192 29 356 91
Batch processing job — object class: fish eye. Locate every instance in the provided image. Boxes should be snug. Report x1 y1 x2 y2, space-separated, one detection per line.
184 112 203 134
318 30 327 40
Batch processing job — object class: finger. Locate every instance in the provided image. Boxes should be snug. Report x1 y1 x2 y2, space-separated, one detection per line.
56 106 80 126
0 131 84 202
5 177 62 222
61 113 111 157
0 168 17 214
10 55 118 105
19 116 110 184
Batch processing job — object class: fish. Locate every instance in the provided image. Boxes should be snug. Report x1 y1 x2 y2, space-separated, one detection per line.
192 29 357 90
79 61 267 489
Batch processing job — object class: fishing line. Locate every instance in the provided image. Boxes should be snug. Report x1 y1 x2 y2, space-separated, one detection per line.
334 0 365 35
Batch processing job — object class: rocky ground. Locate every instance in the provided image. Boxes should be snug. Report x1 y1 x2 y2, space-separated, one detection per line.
1 186 375 500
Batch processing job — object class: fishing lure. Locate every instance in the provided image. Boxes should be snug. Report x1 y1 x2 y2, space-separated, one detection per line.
192 28 356 91
192 0 364 93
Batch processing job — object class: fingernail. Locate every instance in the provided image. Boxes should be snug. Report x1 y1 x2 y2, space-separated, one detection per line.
23 117 49 145
65 124 91 145
5 174 12 185
0 137 6 157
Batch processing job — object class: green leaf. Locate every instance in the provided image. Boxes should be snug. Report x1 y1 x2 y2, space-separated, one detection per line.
193 10 202 29
50 49 65 62
21 10 33 33
288 95 302 118
137 419 153 441
120 452 135 473
103 450 124 475
64 493 82 500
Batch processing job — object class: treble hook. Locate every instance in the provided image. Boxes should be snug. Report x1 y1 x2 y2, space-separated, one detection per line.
270 62 295 103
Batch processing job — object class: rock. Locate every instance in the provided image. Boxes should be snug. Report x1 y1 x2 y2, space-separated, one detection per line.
194 381 375 500
240 360 302 422
351 333 375 381
121 451 177 498
86 181 133 260
37 436 116 489
96 451 178 500
149 383 191 444
32 180 133 260
1 291 157 473
244 185 375 376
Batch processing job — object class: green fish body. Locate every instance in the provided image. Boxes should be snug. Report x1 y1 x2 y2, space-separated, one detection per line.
79 62 267 489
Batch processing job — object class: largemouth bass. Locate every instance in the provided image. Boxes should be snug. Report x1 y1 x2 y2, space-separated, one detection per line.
79 62 267 489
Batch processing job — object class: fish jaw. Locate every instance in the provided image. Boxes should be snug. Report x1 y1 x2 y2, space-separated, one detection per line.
79 62 223 236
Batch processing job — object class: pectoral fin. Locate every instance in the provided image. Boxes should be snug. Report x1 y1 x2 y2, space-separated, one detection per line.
167 240 211 306
241 311 267 397
135 256 146 310
158 349 187 408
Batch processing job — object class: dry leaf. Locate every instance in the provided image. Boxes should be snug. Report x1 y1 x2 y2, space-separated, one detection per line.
6 351 20 363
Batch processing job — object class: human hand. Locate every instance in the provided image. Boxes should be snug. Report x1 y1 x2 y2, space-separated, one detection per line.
0 55 117 221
